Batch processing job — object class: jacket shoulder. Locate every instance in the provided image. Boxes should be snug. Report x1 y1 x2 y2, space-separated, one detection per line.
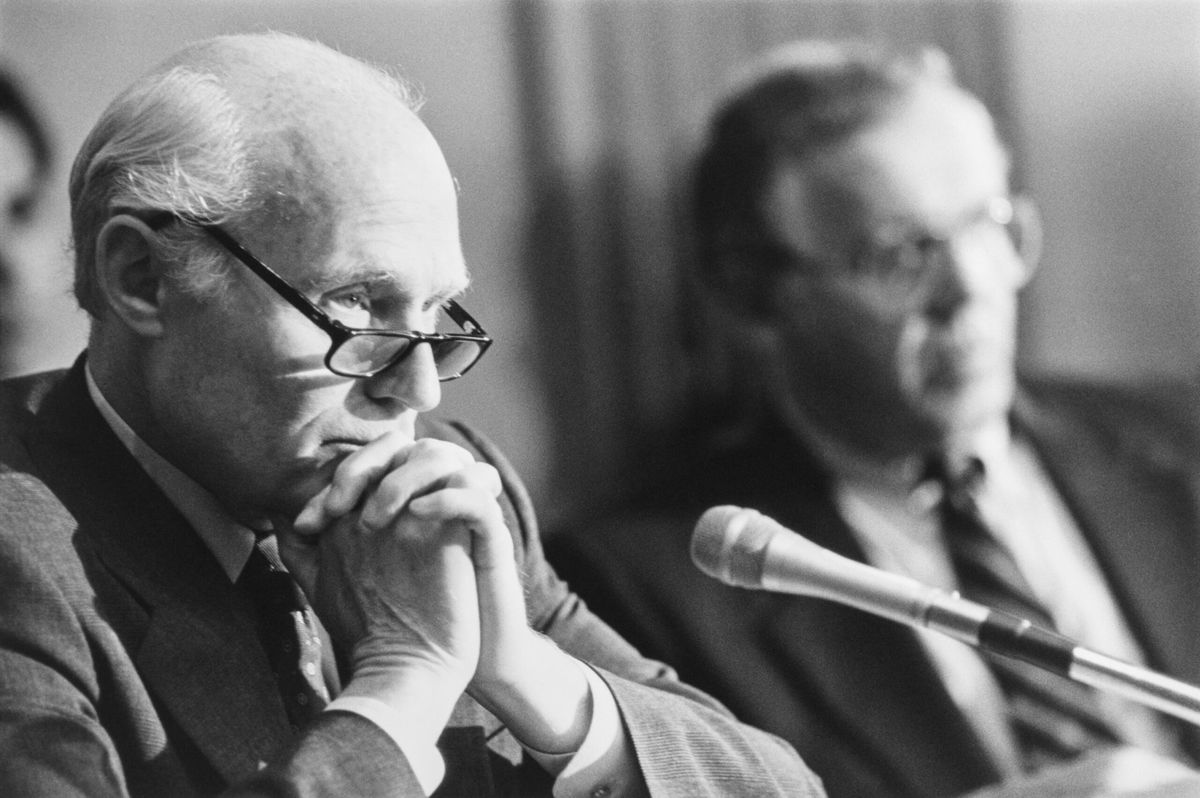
1019 373 1200 468
0 369 73 480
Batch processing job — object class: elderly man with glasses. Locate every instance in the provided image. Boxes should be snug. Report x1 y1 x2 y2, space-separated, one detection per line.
549 39 1200 798
0 33 823 798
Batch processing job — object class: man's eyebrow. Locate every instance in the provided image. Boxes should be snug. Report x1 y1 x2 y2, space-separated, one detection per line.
299 268 403 295
299 268 468 304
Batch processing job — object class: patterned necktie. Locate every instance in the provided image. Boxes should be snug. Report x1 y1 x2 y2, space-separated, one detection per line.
926 456 1122 772
239 536 330 731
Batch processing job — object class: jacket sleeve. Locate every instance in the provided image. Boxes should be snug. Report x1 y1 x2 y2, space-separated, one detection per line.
435 419 827 797
229 713 426 797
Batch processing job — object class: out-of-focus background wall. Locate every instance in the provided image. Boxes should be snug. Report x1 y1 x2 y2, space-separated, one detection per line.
3 0 1198 526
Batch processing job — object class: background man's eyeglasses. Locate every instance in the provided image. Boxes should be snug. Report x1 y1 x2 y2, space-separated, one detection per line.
194 222 492 380
772 195 1041 306
852 194 1040 292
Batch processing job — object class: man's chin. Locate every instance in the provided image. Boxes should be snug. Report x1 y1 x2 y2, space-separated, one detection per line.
920 384 1013 439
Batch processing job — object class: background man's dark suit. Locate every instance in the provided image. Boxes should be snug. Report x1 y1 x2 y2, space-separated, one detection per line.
548 378 1200 798
0 361 820 798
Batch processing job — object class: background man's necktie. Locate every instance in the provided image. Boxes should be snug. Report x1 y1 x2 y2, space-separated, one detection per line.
926 456 1123 772
239 536 330 731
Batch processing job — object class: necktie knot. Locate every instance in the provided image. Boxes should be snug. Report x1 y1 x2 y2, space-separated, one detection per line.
922 454 985 519
240 540 306 613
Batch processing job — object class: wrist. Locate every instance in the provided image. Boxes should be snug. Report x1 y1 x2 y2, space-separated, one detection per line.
470 634 592 755
341 644 470 739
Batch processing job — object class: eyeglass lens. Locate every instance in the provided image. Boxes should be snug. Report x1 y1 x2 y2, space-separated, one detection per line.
331 334 485 380
863 197 1036 292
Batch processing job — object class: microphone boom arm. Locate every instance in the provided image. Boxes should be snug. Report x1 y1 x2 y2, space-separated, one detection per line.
694 505 1200 728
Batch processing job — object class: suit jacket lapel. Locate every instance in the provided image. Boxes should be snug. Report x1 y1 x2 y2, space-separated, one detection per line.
27 363 293 782
1016 391 1200 688
733 423 1000 795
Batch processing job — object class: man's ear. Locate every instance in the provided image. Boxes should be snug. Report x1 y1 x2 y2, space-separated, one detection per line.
95 215 170 337
702 243 794 327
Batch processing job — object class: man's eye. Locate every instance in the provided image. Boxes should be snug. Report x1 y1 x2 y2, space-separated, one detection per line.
324 291 377 326
328 291 369 311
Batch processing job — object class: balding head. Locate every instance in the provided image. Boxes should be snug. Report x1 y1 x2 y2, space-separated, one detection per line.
74 33 472 518
70 32 430 316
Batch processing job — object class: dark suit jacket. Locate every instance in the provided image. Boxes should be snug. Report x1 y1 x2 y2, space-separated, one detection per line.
0 360 824 798
547 379 1200 798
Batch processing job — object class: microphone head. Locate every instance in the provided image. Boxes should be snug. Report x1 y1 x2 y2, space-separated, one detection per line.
691 505 777 588
692 505 993 643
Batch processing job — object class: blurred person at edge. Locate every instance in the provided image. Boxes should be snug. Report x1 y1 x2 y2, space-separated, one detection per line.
0 65 55 377
548 39 1200 798
0 32 823 798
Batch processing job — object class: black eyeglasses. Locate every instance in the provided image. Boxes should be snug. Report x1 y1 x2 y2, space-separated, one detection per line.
176 220 492 380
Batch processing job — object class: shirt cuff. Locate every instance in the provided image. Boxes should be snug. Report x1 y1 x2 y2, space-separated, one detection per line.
327 695 445 795
537 661 641 798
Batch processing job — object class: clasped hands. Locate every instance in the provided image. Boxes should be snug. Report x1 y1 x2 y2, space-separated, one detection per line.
276 431 592 757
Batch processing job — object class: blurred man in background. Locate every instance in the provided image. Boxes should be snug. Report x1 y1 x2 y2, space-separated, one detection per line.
0 65 54 377
549 39 1200 797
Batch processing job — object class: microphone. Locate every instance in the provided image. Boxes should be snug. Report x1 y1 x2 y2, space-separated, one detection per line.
691 504 1200 727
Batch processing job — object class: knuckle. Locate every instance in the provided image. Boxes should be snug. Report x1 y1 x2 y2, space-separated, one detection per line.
413 437 474 465
472 462 502 494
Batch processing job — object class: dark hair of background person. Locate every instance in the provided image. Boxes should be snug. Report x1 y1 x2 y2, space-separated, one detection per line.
0 64 55 379
0 65 53 181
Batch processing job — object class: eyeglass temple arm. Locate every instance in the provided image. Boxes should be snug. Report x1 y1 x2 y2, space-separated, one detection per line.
200 224 345 335
444 299 487 337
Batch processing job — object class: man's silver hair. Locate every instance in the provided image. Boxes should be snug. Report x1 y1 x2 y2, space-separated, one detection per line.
68 33 422 317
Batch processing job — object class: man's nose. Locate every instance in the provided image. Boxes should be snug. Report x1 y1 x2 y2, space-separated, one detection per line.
923 238 1019 322
363 342 442 412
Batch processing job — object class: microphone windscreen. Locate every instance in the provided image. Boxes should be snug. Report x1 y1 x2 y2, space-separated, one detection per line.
691 505 776 588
